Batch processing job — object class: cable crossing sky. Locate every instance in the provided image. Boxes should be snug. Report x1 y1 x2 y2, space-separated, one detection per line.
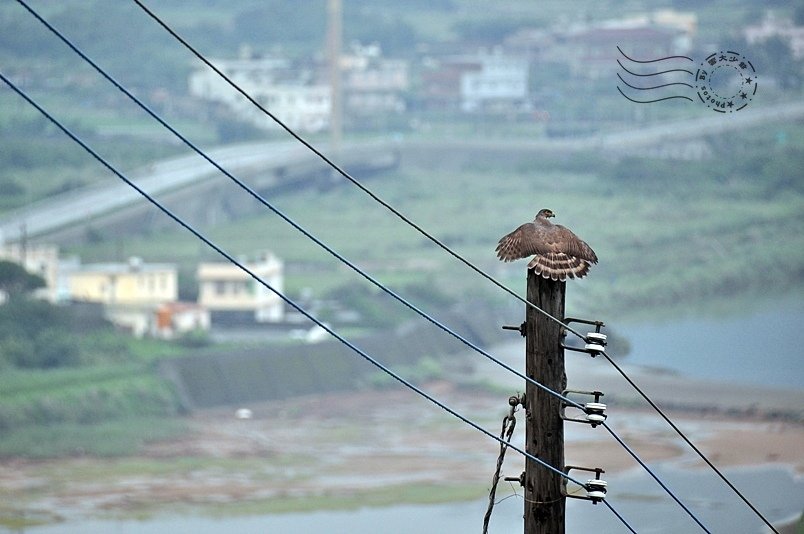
128 0 586 341
0 69 640 533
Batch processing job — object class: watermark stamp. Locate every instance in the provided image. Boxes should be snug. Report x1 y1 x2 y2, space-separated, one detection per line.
695 51 757 112
616 46 758 113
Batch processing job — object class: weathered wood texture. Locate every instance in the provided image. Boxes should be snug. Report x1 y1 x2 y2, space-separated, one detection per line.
524 270 566 533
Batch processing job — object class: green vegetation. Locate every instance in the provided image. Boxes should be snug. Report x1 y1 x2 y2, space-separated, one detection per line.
364 356 446 389
0 353 186 456
0 0 801 470
0 277 187 451
0 417 186 458
0 260 44 296
0 296 180 370
0 113 187 213
0 369 180 432
201 483 487 517
320 280 456 328
3 120 800 457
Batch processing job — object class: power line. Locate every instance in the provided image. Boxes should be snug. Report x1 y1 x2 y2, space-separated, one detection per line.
11 3 730 529
128 0 587 342
603 500 638 534
123 5 780 530
601 421 710 533
0 70 642 533
10 0 584 413
600 350 778 534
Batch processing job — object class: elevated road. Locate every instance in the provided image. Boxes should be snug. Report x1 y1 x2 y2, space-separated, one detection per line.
402 100 804 153
0 140 398 243
1 100 801 244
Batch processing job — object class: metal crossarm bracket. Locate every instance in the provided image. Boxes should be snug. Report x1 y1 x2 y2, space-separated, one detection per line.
561 317 607 357
504 471 525 487
560 389 607 427
563 465 608 504
501 322 526 337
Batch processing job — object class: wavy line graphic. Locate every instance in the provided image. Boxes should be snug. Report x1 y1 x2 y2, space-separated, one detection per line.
616 46 694 104
617 60 693 77
617 73 692 91
616 86 693 104
617 45 693 63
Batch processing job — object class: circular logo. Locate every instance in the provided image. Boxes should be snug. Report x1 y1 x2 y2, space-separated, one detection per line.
695 51 757 112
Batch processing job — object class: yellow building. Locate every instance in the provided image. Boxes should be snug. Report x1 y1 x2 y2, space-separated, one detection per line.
68 257 177 305
197 251 284 323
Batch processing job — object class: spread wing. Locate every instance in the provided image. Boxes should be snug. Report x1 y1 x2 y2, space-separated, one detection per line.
496 222 597 263
551 223 598 263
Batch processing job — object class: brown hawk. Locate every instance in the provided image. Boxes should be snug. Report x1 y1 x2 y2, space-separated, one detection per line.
495 209 598 281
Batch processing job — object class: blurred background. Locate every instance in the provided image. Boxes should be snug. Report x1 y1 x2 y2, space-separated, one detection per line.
0 0 802 532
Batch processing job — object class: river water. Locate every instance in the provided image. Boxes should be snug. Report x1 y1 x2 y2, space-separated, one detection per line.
615 297 804 390
18 465 803 533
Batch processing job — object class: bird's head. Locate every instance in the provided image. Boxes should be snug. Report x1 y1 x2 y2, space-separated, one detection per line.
536 208 555 219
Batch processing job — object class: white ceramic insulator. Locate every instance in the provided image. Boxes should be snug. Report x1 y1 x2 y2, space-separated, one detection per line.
587 332 607 343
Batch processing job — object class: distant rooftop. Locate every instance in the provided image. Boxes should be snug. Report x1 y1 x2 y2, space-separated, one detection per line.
73 257 175 274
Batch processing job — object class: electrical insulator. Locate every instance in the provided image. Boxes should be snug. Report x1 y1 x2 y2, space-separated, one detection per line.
560 390 607 427
563 465 608 505
585 479 608 502
584 402 607 426
561 318 607 357
584 332 607 356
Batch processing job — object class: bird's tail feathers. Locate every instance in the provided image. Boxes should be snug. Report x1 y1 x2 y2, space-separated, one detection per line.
528 253 591 281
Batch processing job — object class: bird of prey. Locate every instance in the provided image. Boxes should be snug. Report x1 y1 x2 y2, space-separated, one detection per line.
495 209 598 281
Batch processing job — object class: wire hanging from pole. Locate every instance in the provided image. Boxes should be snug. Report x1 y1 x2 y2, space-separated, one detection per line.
482 395 519 534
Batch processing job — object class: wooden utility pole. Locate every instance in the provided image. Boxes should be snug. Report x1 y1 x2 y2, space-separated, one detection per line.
524 269 566 533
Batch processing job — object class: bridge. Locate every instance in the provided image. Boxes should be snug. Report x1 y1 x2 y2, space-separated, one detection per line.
0 140 399 244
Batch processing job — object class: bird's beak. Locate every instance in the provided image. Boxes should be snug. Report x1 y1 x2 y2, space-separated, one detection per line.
549 212 555 218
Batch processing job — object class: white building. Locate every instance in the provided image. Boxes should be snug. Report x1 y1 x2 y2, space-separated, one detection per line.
745 12 804 59
341 43 410 115
197 251 284 324
189 56 331 133
459 53 530 112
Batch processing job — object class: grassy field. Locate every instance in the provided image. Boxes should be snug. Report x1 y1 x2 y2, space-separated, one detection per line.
65 122 804 322
0 417 187 458
0 328 190 457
